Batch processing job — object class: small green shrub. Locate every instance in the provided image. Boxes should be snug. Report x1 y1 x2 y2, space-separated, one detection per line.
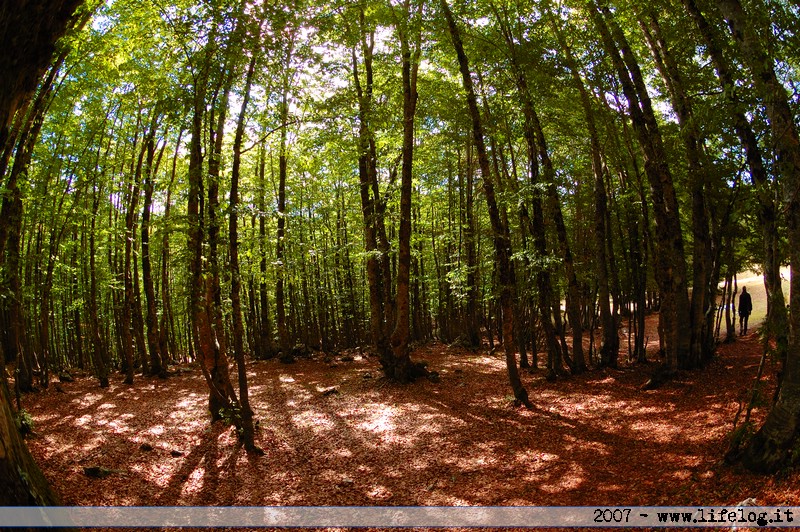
14 409 34 436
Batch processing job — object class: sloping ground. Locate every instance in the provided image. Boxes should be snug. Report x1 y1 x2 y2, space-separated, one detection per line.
23 332 798 514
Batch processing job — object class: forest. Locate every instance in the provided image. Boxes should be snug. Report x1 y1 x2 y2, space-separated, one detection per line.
1 0 800 518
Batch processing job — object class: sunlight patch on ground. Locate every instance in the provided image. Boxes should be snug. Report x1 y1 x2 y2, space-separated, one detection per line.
457 454 498 470
333 447 353 458
587 376 617 385
291 409 336 433
539 464 585 492
34 412 62 423
72 392 103 408
627 419 683 442
75 414 93 426
174 393 201 409
78 435 106 454
144 462 174 488
106 418 132 434
672 469 693 480
356 404 395 435
317 469 355 485
441 441 505 471
179 467 205 498
515 449 559 462
367 485 393 500
279 380 313 402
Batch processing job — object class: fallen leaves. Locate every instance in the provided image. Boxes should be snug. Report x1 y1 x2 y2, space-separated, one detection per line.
21 333 799 512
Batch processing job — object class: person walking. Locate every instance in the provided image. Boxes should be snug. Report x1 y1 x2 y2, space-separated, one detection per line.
739 286 753 336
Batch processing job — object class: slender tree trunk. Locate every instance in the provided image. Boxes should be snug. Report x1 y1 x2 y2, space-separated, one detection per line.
89 185 109 387
132 239 149 376
351 16 389 358
589 0 690 377
141 129 166 378
638 9 713 367
684 0 787 354
120 116 145 385
276 87 292 363
387 0 423 381
442 0 531 407
229 44 262 453
463 145 481 348
550 12 618 367
187 37 238 422
159 130 182 366
258 144 274 359
715 0 800 473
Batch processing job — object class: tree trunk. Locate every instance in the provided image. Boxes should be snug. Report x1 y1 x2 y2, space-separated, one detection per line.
141 129 166 378
442 0 531 407
89 185 109 387
495 7 587 373
258 144 274 359
0 0 85 509
351 15 389 358
463 145 481 348
638 8 713 368
187 35 239 422
684 0 788 355
387 0 423 382
0 54 63 390
159 130 182 366
588 0 690 375
120 117 145 385
715 0 800 473
276 84 292 363
0 376 61 507
229 43 262 453
550 12 618 367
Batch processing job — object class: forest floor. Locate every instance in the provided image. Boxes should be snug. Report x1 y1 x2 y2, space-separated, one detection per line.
22 320 800 530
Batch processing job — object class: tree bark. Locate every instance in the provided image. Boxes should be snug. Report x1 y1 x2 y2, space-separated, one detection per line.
276 102 292 363
0 0 85 509
550 16 619 367
588 0 690 375
229 42 261 453
494 6 587 373
120 115 145 384
141 128 167 378
715 0 800 473
351 13 389 359
442 0 531 407
638 8 713 367
257 144 274 359
387 0 423 382
187 34 238 422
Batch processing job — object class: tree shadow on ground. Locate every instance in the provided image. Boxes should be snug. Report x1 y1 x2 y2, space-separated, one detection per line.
22 335 796 508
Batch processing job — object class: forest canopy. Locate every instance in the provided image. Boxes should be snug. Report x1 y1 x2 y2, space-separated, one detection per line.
2 0 800 491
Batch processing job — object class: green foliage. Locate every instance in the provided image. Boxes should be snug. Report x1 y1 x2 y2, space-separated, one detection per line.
217 406 244 436
14 409 35 437
3 0 796 384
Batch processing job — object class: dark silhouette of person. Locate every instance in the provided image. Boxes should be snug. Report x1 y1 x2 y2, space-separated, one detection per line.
739 286 753 335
